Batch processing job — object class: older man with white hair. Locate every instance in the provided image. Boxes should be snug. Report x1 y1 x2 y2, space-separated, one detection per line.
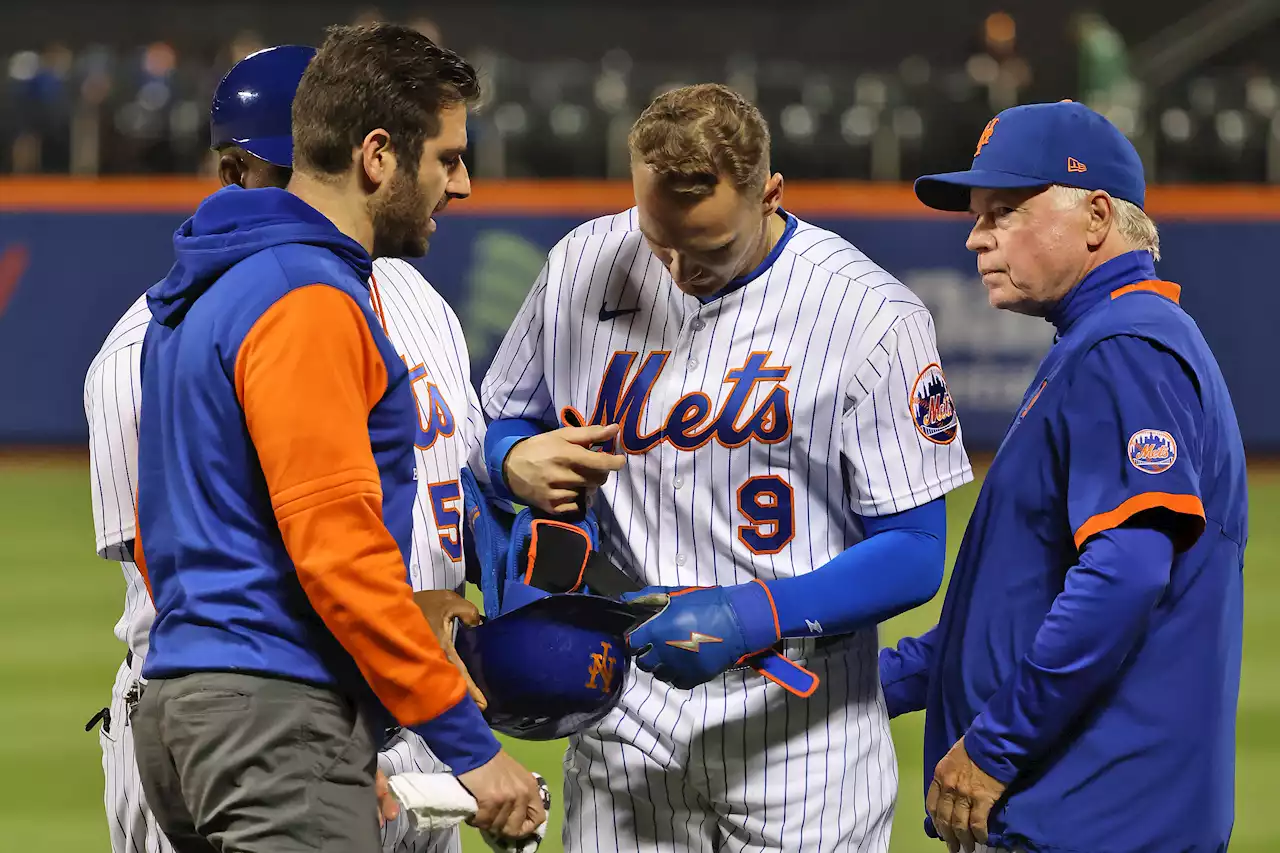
880 101 1247 853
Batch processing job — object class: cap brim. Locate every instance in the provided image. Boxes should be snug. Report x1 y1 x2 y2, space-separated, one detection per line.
913 169 1051 212
236 135 294 169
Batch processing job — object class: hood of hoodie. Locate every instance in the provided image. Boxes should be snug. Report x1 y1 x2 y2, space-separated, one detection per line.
147 185 373 327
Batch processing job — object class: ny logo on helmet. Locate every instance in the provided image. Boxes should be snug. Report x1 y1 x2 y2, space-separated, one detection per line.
585 641 617 692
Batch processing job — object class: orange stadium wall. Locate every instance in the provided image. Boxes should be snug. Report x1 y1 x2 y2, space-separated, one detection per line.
1 178 1276 448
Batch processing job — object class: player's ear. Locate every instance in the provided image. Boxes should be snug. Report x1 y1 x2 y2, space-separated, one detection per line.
359 129 393 192
1084 190 1113 249
761 173 784 216
217 149 249 189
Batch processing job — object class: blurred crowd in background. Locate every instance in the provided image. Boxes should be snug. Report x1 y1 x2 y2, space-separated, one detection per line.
3 1 1280 182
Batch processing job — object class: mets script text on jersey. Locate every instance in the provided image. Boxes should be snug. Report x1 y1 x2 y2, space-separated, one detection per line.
561 350 791 454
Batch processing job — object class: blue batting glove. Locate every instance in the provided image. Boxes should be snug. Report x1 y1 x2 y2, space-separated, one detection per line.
620 585 682 604
621 581 781 690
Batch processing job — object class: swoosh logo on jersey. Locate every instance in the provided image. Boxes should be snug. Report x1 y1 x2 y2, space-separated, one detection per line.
666 632 724 652
598 304 640 322
0 243 31 320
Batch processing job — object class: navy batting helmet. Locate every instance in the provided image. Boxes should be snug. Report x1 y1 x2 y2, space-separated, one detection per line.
209 44 315 167
453 592 649 741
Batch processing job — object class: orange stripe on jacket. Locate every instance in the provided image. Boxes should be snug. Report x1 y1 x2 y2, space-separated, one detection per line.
235 284 468 728
1073 491 1206 550
1110 280 1182 304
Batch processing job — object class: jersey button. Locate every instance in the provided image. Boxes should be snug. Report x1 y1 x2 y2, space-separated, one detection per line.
673 475 685 489
687 357 699 369
691 318 706 331
676 554 688 567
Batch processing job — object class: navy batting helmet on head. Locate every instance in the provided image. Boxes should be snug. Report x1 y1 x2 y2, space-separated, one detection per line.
453 591 651 741
209 44 315 167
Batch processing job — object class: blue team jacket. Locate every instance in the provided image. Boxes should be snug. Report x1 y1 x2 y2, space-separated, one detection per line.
923 252 1246 852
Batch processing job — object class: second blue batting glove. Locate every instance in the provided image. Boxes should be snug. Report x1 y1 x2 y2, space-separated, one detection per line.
621 581 782 690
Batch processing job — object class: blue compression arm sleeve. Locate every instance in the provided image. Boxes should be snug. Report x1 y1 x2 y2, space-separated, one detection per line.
879 626 939 718
728 497 946 649
484 417 547 503
963 525 1175 784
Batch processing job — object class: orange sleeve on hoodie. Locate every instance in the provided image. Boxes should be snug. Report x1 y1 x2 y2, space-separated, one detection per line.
234 284 469 727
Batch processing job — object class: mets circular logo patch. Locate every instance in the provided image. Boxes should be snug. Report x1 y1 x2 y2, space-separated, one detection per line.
910 363 959 445
1127 429 1177 473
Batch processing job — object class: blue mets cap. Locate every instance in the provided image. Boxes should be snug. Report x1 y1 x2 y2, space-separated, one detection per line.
913 101 1146 212
209 44 316 168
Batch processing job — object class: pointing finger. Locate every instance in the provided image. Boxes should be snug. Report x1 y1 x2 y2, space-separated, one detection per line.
557 423 620 446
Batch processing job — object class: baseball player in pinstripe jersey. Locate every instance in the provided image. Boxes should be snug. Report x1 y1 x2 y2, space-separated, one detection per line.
84 44 503 853
480 84 974 853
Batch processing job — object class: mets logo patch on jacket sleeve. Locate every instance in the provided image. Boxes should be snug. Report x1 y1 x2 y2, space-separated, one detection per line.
1128 429 1177 473
910 363 959 445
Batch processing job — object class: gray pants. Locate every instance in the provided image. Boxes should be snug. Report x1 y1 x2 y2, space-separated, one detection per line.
131 672 380 853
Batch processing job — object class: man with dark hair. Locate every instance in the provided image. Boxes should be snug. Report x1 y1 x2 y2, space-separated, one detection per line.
128 25 545 853
288 23 481 260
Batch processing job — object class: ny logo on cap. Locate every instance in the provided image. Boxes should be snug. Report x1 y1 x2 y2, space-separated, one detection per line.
974 117 999 157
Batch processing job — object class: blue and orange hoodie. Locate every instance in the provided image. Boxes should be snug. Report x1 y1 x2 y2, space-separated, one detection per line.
135 185 499 773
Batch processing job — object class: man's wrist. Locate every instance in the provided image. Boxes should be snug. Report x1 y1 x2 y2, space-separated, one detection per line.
962 722 1019 786
726 580 782 652
485 428 537 504
500 436 533 494
409 697 501 776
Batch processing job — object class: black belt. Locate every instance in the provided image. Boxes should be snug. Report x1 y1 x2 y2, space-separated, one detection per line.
126 650 133 668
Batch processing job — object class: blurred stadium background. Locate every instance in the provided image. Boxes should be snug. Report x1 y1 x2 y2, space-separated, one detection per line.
0 1 1275 851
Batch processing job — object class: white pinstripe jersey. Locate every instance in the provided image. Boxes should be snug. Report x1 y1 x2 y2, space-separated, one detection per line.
481 209 974 596
84 258 484 655
370 257 488 596
85 258 480 853
85 293 152 660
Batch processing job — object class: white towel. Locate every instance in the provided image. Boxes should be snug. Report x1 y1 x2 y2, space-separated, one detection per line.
388 770 551 853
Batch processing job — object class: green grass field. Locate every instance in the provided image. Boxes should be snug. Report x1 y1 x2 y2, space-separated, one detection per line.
1 456 1273 852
